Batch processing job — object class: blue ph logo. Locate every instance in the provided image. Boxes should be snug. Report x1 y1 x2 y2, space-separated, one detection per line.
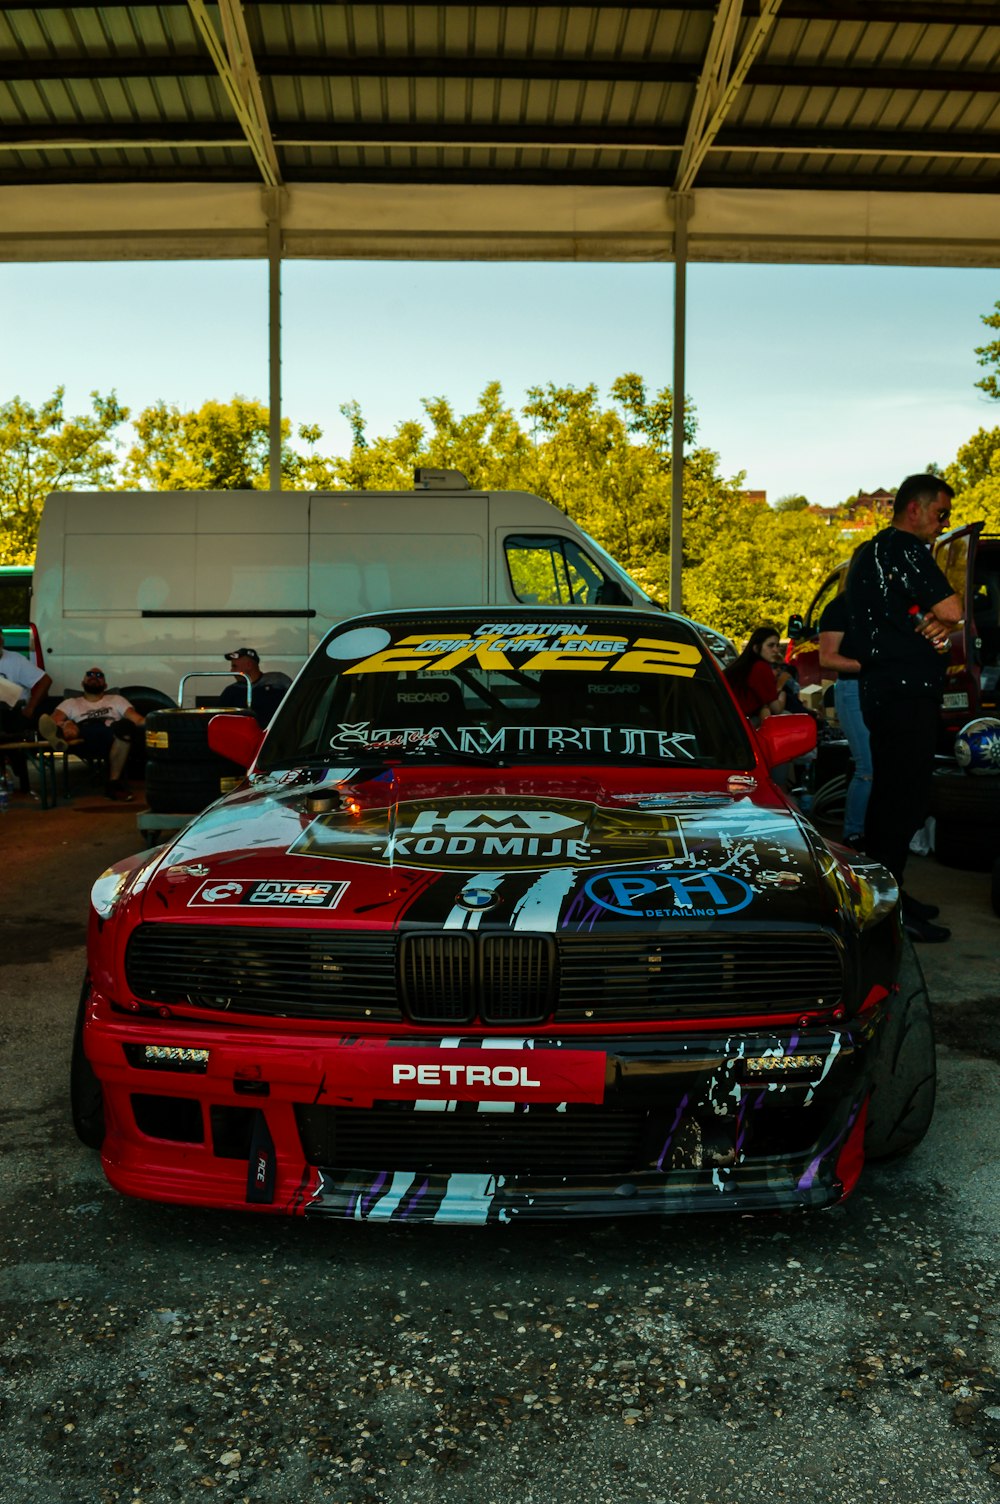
583 868 753 918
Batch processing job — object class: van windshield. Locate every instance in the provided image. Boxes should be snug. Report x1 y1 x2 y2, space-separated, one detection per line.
259 610 754 772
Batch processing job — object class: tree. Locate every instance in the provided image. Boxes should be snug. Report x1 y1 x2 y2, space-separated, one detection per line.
975 300 1000 400
773 494 809 512
0 388 128 563
119 395 330 491
946 426 1000 533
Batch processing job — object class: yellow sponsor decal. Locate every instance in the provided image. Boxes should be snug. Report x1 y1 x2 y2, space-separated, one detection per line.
145 730 169 749
343 633 702 679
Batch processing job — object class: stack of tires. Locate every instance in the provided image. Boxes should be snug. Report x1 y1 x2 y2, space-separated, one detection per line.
930 767 1000 872
145 709 247 814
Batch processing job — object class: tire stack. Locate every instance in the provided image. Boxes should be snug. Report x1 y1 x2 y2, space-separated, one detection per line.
930 767 1000 872
144 709 247 814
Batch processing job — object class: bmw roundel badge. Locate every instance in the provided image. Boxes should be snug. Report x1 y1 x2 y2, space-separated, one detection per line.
458 887 498 911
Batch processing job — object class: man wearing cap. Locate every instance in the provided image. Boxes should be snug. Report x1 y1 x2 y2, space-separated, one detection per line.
39 669 145 801
219 647 291 728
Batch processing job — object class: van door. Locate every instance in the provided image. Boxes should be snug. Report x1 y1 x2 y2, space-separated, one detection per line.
499 532 634 607
308 493 488 645
934 521 985 725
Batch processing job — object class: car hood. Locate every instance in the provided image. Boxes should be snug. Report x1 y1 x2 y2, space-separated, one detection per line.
129 767 852 933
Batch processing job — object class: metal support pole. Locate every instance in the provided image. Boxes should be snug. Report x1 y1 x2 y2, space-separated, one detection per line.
669 193 690 613
264 191 283 491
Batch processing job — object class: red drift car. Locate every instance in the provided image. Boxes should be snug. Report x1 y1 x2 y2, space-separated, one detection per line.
74 608 933 1223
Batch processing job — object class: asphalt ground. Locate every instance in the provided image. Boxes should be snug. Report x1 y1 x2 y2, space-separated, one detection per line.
1 780 999 1504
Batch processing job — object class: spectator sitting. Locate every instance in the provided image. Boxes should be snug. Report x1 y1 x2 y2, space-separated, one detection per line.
39 668 145 802
0 628 53 795
723 626 786 726
219 647 291 728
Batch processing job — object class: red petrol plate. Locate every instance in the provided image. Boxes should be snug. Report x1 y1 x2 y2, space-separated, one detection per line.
323 1044 607 1107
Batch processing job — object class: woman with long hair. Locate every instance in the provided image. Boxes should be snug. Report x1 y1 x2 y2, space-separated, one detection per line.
724 625 787 726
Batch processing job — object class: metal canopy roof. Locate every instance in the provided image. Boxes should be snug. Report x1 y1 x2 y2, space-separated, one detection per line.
1 1 999 267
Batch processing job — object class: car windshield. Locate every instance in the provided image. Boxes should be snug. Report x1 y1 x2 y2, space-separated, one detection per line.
259 611 755 772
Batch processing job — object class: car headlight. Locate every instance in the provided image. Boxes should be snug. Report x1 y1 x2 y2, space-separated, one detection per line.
842 857 899 930
91 867 134 919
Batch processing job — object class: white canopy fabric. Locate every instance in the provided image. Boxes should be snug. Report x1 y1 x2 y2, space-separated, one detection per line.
4 181 1000 268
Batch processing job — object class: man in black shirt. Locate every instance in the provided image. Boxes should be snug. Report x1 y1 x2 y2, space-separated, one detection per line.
219 647 292 728
845 474 963 942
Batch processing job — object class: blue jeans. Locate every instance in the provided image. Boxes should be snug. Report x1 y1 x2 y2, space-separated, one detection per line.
834 678 872 841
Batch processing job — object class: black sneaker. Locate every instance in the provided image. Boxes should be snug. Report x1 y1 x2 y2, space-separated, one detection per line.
903 913 950 944
105 780 134 803
902 892 941 922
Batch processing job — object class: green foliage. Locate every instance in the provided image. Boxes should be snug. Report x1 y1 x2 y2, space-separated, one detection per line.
773 494 809 512
0 388 127 564
0 377 888 643
946 426 1000 533
975 300 1000 401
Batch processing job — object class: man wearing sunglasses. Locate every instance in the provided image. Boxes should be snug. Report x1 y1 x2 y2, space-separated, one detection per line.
39 668 145 802
845 474 964 943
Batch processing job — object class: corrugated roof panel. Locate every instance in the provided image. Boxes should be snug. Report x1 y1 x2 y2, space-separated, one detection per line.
0 4 997 257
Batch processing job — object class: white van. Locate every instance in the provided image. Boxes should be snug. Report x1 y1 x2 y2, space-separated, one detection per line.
32 471 665 706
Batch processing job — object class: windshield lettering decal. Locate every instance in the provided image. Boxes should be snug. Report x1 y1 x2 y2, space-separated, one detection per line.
289 796 689 872
327 720 699 761
340 631 702 678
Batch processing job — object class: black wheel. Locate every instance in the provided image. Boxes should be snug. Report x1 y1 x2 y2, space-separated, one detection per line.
992 857 1000 919
71 978 105 1150
930 768 1000 822
933 818 997 873
145 759 242 814
118 685 177 718
145 707 241 763
865 937 936 1161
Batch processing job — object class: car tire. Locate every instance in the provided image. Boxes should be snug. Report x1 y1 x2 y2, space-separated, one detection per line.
70 978 105 1150
145 760 241 814
145 707 236 762
930 768 1000 822
864 937 936 1161
933 818 997 873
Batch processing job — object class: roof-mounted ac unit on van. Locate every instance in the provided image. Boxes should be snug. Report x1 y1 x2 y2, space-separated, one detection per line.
413 468 469 490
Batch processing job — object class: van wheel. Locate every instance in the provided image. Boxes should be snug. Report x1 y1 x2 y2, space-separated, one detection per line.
865 938 936 1161
118 685 177 718
71 979 105 1150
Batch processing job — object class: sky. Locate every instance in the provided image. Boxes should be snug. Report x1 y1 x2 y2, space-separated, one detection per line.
1 257 998 510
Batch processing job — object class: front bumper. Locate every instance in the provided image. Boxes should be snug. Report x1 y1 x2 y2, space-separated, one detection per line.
84 995 878 1222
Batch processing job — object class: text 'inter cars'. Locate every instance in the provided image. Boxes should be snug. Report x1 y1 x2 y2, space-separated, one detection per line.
75 609 935 1223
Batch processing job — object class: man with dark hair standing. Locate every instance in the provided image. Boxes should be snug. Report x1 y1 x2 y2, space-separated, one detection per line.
846 473 963 942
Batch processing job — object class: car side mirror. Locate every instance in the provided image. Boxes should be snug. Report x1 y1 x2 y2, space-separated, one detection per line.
786 614 805 641
208 712 264 769
756 713 817 769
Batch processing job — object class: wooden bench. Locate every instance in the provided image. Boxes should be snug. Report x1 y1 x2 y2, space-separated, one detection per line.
0 739 60 808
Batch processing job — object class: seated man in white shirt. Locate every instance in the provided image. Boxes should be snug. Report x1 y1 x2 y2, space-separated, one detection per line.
40 667 145 802
0 628 53 794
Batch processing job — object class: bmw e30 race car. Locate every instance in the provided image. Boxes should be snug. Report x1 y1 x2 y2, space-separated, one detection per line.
74 607 935 1222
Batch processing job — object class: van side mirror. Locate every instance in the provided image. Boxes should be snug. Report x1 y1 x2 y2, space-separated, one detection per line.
786 614 805 641
208 712 264 769
756 713 817 770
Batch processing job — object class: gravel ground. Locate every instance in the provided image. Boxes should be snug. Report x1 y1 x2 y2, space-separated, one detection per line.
1 798 998 1504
